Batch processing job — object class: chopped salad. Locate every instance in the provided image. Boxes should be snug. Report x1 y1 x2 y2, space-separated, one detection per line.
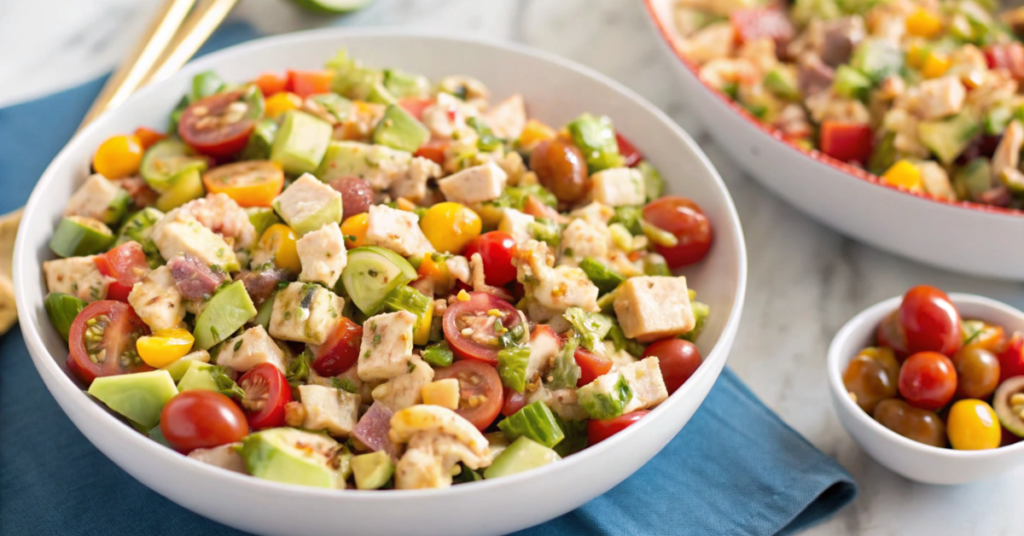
672 0 1024 207
43 51 715 490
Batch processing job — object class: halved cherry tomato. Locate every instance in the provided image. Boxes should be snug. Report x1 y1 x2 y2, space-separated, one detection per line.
238 363 292 430
202 160 284 207
94 241 150 302
898 351 957 411
996 332 1024 383
414 140 448 165
983 43 1024 81
311 317 363 376
399 97 434 121
574 347 613 387
67 300 151 385
133 127 167 150
443 292 523 365
729 8 794 47
434 360 503 430
962 321 1004 353
876 310 909 359
643 338 702 394
898 285 961 356
93 134 144 179
502 387 526 417
820 122 873 165
253 71 288 96
464 231 517 287
179 89 259 156
616 133 643 168
160 390 248 453
642 196 713 268
286 69 334 98
588 410 650 445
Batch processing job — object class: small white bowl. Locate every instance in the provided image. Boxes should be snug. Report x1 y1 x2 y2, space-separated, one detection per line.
827 293 1024 485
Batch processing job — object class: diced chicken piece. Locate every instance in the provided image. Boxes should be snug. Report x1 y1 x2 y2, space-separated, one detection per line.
601 340 637 371
568 202 614 224
43 256 112 303
273 174 342 232
965 70 1018 112
63 174 125 222
445 255 471 285
558 218 611 267
619 357 670 413
296 221 347 288
437 161 508 206
469 253 514 301
389 404 489 454
352 401 396 458
357 311 417 382
127 265 185 332
993 120 1024 180
168 254 229 301
216 325 287 373
697 58 758 91
269 282 345 345
498 208 535 245
151 209 239 272
235 267 289 306
881 108 930 158
298 384 360 437
390 404 491 488
365 204 435 258
421 93 474 140
917 161 956 201
514 240 599 314
806 90 870 124
526 326 562 386
390 156 442 202
590 168 645 207
187 443 246 474
797 55 835 97
773 103 813 140
821 17 865 67
421 378 460 410
482 94 526 140
495 151 528 185
371 357 435 412
910 76 966 120
680 22 735 64
614 276 696 343
177 193 257 251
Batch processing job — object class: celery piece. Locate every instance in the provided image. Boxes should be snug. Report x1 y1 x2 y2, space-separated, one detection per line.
639 217 678 248
610 205 643 235
44 293 86 342
383 284 432 344
422 340 455 368
547 335 581 390
497 345 531 393
681 301 710 343
567 113 625 173
498 401 565 448
577 373 633 420
578 257 626 295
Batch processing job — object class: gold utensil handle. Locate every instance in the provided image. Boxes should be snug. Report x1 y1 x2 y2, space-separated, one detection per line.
142 0 242 87
78 0 198 129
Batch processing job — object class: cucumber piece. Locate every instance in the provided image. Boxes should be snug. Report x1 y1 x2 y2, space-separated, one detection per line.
421 340 454 368
44 292 86 341
578 257 625 295
271 111 333 175
49 216 114 258
498 401 565 448
953 158 993 201
240 118 279 161
190 71 226 103
253 291 276 331
484 437 560 479
681 301 710 343
497 345 531 393
372 104 430 153
155 167 205 212
116 207 164 246
994 376 1024 438
383 69 431 99
247 207 281 237
87 370 178 428
833 65 872 102
194 281 257 349
140 139 209 192
567 113 625 173
610 206 642 235
351 450 395 490
328 51 383 101
636 160 664 202
367 81 399 106
288 0 373 15
918 113 980 166
639 217 679 248
850 39 903 84
763 66 800 101
160 351 211 382
382 284 433 345
577 373 633 420
341 246 417 315
310 93 351 123
563 307 615 352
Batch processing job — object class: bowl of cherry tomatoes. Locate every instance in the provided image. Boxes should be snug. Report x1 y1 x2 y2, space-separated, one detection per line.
828 285 1024 485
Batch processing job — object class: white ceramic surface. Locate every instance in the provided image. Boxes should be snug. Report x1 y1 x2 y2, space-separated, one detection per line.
13 29 747 536
644 0 1024 281
827 294 1024 485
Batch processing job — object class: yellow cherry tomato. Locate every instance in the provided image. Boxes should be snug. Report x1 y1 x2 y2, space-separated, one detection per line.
256 223 301 273
93 134 144 179
881 160 923 192
264 91 303 120
947 399 1001 450
921 52 951 78
906 9 942 38
137 328 195 368
341 213 370 249
420 202 482 253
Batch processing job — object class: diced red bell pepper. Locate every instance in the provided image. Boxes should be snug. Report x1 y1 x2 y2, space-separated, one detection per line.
253 72 288 97
820 121 874 165
414 140 448 165
399 97 434 121
983 43 1024 81
286 70 334 98
729 8 794 48
616 133 643 167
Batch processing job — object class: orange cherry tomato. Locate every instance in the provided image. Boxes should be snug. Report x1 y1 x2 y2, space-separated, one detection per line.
201 160 284 207
93 134 144 179
254 71 288 96
133 127 167 150
287 70 334 98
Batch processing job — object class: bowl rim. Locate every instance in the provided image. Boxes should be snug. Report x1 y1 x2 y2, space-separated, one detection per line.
641 0 1024 219
827 292 1024 459
14 27 749 500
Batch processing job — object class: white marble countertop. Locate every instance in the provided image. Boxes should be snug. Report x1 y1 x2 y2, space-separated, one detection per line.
2 0 1021 534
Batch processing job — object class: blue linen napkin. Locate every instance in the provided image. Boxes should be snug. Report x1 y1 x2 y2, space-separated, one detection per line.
0 22 856 536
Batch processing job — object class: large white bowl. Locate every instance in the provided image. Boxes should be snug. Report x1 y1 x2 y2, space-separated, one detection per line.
644 0 1024 281
827 293 1024 484
14 29 747 536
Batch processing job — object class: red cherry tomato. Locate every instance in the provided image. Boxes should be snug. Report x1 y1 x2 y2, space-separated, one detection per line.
464 232 517 287
253 72 288 96
588 410 650 445
178 89 258 156
643 339 703 394
434 360 503 430
876 311 909 359
898 285 961 356
442 292 523 365
286 69 334 98
642 196 713 268
160 390 249 453
898 351 958 411
311 317 363 376
67 300 151 385
413 139 448 165
93 241 150 302
996 332 1024 383
399 97 434 121
729 7 794 47
502 387 526 417
238 363 292 430
819 122 873 165
983 42 1024 81
574 347 613 387
615 133 643 168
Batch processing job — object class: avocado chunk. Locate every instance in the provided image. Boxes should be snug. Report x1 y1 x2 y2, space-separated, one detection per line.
314 140 412 184
918 113 980 166
351 450 395 490
160 351 211 382
239 428 347 489
994 376 1024 438
87 370 178 428
372 104 430 153
176 360 221 392
341 246 417 315
383 69 431 99
483 436 561 479
194 280 257 350
271 111 333 175
246 206 281 238
832 65 871 102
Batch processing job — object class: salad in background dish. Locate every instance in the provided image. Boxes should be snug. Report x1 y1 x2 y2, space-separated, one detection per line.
672 0 1024 208
42 51 715 490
